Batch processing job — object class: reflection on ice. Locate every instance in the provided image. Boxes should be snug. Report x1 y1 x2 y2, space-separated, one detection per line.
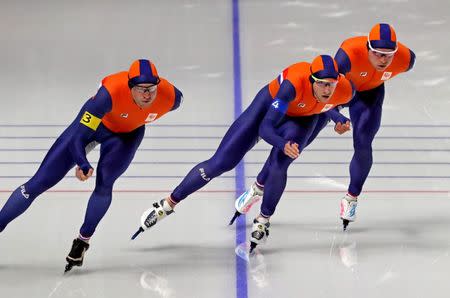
235 242 269 288
140 271 175 298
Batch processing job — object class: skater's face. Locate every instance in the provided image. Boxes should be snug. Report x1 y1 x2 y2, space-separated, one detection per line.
131 83 158 108
368 47 395 71
311 75 338 103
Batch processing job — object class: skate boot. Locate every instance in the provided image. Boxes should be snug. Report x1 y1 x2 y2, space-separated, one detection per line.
340 194 358 231
229 183 264 225
131 199 174 240
249 217 270 253
64 238 90 273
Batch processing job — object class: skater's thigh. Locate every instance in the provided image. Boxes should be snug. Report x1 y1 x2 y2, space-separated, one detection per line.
26 137 76 193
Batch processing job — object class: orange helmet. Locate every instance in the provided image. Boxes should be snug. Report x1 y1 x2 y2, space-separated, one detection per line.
368 23 397 50
128 59 160 88
310 55 339 80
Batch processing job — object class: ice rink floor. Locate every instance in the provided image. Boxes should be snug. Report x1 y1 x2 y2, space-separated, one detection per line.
1 0 449 297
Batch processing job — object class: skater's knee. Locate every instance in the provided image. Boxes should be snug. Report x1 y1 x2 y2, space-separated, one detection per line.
17 183 40 201
93 173 116 196
353 137 373 153
207 157 236 176
272 153 294 170
93 184 113 197
353 126 379 145
353 144 372 158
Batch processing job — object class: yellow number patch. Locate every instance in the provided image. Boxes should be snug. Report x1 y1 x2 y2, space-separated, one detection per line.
80 111 101 131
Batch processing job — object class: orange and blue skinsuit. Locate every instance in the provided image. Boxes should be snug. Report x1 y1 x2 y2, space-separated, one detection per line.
333 24 415 197
0 59 182 238
170 55 354 217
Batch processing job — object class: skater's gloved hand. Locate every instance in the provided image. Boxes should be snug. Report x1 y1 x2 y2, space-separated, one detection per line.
75 164 94 181
283 141 299 159
334 120 351 135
